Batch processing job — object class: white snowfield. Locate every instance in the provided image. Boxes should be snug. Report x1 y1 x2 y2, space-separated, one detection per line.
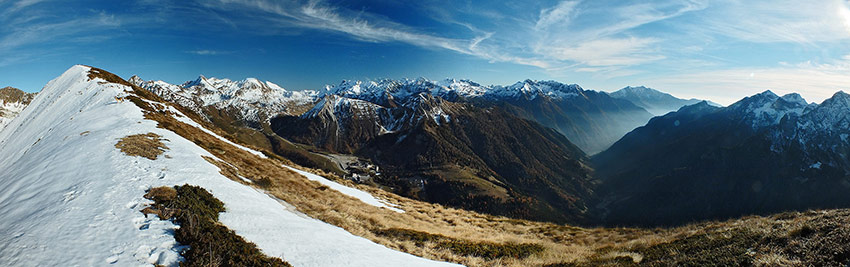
0 66 459 267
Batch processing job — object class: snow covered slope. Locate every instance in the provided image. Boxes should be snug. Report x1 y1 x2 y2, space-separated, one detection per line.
0 87 35 131
0 65 458 267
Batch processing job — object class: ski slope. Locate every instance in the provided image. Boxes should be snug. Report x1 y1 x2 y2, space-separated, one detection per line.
0 65 459 267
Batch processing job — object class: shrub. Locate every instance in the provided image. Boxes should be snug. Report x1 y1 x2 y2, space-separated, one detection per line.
144 185 291 267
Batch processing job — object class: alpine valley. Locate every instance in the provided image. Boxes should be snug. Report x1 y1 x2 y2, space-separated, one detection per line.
131 76 664 223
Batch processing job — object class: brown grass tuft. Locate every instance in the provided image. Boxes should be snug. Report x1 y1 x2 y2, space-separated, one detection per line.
115 133 169 160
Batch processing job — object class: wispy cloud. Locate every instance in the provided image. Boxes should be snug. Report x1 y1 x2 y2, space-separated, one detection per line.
0 10 120 66
535 1 579 30
200 0 850 92
1 0 48 17
296 1 470 53
186 50 229 55
690 0 850 45
204 0 538 67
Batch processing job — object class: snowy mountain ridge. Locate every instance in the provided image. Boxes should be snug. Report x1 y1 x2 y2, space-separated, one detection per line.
0 65 458 267
320 78 586 105
136 75 593 118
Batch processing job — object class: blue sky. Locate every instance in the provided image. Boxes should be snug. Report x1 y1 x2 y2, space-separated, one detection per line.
2 0 850 104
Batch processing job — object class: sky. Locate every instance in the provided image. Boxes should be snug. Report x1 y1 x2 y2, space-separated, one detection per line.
1 0 850 105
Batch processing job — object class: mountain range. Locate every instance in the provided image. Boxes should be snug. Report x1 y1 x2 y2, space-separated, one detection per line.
131 77 683 154
123 75 716 224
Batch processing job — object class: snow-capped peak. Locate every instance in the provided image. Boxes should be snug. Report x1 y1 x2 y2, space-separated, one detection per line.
483 79 583 100
727 90 814 129
780 92 808 106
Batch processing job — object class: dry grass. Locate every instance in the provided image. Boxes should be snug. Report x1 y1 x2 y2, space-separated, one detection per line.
115 133 169 160
98 66 850 267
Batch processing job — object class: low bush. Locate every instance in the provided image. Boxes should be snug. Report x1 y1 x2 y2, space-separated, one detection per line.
144 185 291 267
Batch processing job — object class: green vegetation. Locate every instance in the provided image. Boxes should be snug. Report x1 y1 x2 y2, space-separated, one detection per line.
143 184 291 267
375 228 544 260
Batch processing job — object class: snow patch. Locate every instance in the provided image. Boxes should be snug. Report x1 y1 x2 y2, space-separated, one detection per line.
167 105 267 158
283 166 404 213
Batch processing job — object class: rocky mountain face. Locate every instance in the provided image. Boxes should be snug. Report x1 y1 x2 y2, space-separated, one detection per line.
609 86 718 116
273 84 597 223
0 87 36 131
592 90 850 226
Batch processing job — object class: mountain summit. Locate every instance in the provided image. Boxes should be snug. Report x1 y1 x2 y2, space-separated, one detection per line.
609 86 718 116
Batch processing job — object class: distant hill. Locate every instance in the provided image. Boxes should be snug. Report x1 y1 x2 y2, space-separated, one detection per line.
609 86 720 116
